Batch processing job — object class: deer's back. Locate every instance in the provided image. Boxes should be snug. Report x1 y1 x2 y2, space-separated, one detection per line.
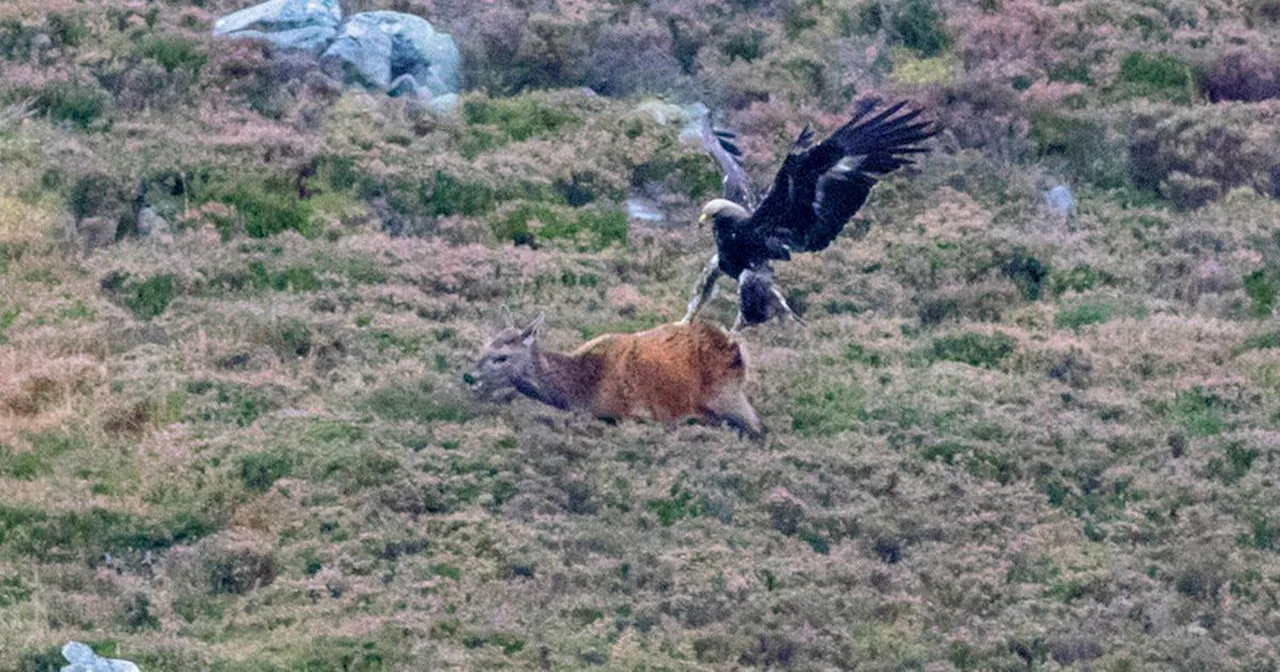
577 322 745 421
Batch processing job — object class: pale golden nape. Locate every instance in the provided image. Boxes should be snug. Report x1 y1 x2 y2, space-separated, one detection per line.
466 315 765 438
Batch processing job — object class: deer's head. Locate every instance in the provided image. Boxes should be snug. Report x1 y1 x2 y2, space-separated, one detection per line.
464 312 543 402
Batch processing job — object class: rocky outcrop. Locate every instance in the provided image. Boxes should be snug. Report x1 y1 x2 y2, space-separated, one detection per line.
212 1 460 107
60 641 140 672
323 12 460 99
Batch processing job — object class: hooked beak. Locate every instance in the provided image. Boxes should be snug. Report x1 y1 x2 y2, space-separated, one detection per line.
698 212 708 228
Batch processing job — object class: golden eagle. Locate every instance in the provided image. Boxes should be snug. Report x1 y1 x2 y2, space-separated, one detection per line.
680 98 936 330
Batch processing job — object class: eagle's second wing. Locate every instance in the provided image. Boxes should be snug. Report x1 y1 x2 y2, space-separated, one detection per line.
699 112 757 210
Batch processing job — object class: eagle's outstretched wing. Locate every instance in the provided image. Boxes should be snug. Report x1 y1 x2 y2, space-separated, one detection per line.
750 98 936 255
699 111 758 210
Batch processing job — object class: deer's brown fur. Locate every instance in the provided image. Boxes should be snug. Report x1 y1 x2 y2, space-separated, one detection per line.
468 314 764 438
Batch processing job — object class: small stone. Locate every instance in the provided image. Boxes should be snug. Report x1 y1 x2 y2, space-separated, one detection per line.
137 207 169 238
427 93 459 114
625 197 663 222
1044 184 1075 216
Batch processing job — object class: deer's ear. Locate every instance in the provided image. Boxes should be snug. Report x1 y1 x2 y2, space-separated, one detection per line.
520 312 544 345
499 304 514 329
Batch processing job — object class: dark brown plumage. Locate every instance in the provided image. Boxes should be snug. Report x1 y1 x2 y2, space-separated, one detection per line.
683 98 937 329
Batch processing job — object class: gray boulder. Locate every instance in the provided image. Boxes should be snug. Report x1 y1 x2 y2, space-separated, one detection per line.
321 18 393 89
227 25 335 54
61 641 140 672
137 207 173 244
322 12 460 97
213 0 341 36
428 93 459 114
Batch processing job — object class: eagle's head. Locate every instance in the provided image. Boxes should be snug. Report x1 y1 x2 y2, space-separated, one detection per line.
699 199 750 230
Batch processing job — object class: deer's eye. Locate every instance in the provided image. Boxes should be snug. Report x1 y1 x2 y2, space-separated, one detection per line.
492 355 508 364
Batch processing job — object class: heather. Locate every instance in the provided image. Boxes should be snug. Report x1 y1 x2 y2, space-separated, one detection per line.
1 0 1279 669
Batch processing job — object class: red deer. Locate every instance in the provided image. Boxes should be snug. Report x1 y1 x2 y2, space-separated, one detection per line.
466 313 765 438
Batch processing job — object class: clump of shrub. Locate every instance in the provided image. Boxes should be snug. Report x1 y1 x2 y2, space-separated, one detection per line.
1235 330 1280 354
1129 105 1280 206
1202 50 1280 103
1115 52 1198 103
0 428 85 480
36 81 111 131
385 170 496 219
367 380 474 424
1244 269 1275 317
203 383 277 428
238 451 293 492
250 262 323 293
1002 252 1049 300
0 20 38 60
491 202 627 251
1030 112 1127 189
202 181 318 239
1055 301 1114 330
1170 387 1228 437
67 172 128 222
721 29 766 63
137 34 208 74
0 504 215 560
586 16 686 96
44 13 88 49
102 272 177 321
850 1 885 35
791 382 867 437
172 533 279 596
1049 265 1113 295
630 151 722 201
126 275 176 321
891 0 951 57
258 316 313 359
454 11 590 94
463 95 581 145
929 331 1016 368
1206 441 1258 485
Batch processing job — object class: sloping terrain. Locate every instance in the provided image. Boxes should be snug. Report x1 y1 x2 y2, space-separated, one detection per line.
1 0 1279 669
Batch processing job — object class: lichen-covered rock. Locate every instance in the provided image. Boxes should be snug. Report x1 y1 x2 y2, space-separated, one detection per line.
212 0 341 36
322 12 460 97
61 641 140 672
637 99 709 145
321 18 393 89
213 4 460 102
227 25 336 54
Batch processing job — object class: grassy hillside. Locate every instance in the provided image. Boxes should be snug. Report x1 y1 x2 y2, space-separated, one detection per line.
2 0 1280 669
